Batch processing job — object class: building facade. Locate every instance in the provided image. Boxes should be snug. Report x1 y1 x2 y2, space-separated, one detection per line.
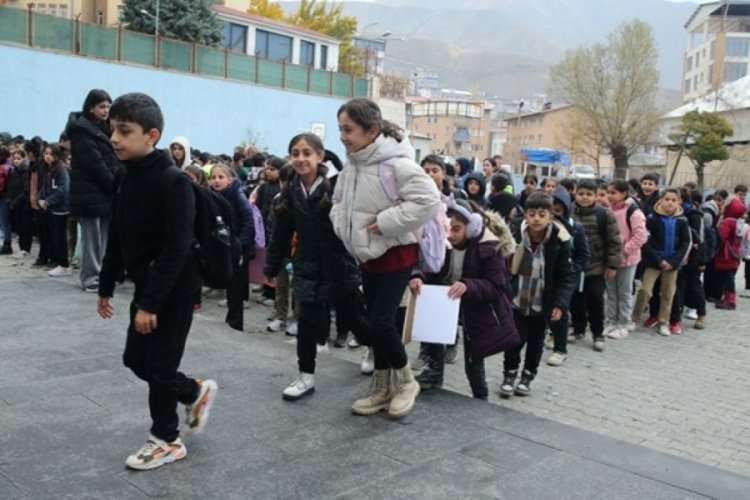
682 1 750 102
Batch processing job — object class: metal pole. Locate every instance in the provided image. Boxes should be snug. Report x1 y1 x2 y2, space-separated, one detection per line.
155 0 160 36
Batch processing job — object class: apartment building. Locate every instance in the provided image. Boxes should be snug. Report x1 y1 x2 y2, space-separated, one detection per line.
682 1 750 102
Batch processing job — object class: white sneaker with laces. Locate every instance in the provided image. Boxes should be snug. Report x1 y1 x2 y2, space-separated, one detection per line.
604 328 621 339
285 322 298 336
616 326 629 338
625 321 637 332
47 266 71 277
183 379 218 437
684 308 698 320
267 319 286 332
658 324 671 337
316 342 330 354
11 250 28 260
741 290 750 299
347 337 361 349
218 299 228 307
361 347 374 375
125 436 186 470
282 373 315 400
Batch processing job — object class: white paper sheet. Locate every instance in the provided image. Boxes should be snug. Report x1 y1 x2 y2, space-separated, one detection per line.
408 285 460 345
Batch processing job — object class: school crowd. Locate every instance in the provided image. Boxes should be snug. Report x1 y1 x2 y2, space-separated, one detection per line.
1 90 748 472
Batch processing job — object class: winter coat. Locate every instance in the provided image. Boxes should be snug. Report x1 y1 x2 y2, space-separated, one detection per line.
551 186 590 289
0 161 9 198
509 222 577 315
641 203 691 271
417 222 519 360
682 203 708 270
610 198 648 268
169 136 193 169
99 150 202 313
714 197 748 272
254 179 280 239
218 179 255 260
330 135 442 264
572 203 622 276
39 166 70 214
7 161 29 209
464 172 487 206
266 173 361 304
65 112 121 217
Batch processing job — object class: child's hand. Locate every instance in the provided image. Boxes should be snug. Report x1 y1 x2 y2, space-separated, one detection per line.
367 222 382 235
409 278 422 296
447 281 467 300
134 309 158 335
604 268 617 280
550 307 563 322
659 260 673 271
38 200 46 210
97 296 113 319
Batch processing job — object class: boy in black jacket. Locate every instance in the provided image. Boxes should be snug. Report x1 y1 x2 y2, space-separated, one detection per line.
502 192 576 397
97 93 217 470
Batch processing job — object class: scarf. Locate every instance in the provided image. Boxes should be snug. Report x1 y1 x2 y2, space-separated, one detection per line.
513 221 550 315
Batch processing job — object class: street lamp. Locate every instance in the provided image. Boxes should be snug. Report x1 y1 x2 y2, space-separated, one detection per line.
139 0 159 36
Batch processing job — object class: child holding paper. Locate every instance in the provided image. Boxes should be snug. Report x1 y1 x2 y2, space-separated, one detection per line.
408 199 518 400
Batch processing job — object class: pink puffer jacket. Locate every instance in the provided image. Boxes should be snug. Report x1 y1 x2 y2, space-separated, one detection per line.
611 198 648 268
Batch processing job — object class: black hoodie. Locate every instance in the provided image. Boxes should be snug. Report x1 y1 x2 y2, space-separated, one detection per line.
464 172 487 206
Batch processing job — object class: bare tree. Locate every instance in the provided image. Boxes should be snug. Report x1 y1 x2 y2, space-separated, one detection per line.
549 20 661 179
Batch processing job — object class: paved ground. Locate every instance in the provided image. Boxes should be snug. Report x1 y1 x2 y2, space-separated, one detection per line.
2 252 750 499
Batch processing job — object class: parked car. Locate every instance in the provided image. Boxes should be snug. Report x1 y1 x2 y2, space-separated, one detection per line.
568 164 597 179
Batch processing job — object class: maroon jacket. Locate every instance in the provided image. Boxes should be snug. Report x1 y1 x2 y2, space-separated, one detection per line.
416 228 520 360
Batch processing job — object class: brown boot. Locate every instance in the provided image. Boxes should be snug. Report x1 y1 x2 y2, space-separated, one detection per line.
693 315 706 330
351 369 391 416
388 365 420 418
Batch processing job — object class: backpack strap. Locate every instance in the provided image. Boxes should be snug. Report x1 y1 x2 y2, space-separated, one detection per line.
625 203 638 232
595 206 607 243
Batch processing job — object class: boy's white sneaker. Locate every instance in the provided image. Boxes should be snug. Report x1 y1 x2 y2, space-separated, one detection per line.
361 347 374 375
48 266 71 277
684 308 698 320
125 436 186 470
267 319 286 332
282 373 315 400
658 324 671 337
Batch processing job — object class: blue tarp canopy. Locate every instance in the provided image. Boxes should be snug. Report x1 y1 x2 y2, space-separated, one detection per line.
519 147 570 166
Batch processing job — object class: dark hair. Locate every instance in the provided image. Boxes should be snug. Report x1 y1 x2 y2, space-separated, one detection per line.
12 149 26 159
491 172 510 192
24 137 44 161
734 184 748 194
609 180 630 194
541 177 557 188
560 178 577 192
482 157 496 167
44 143 65 176
184 165 208 187
337 98 404 142
523 174 538 185
82 89 112 118
199 152 212 164
232 151 244 163
12 135 25 144
660 188 681 200
58 132 69 142
627 178 640 193
278 133 332 215
278 163 295 183
109 92 164 136
525 191 553 210
690 189 703 205
715 189 729 199
597 179 609 189
268 156 286 170
683 181 698 191
421 154 446 171
640 173 659 184
324 149 343 172
576 179 597 192
0 146 9 164
251 152 267 167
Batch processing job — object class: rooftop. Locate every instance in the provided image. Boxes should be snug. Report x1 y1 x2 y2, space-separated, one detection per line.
213 5 341 44
665 74 750 118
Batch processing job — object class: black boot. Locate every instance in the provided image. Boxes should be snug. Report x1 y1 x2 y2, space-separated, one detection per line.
514 370 534 396
499 370 517 398
0 243 11 255
415 356 444 390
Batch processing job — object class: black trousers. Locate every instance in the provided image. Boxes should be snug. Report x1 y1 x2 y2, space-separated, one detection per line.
570 275 605 339
505 311 546 376
704 261 720 301
715 270 736 296
13 205 34 252
669 270 685 323
123 299 200 443
362 268 411 371
551 311 569 354
683 267 706 316
36 210 52 265
745 261 750 290
50 213 69 268
423 337 487 400
226 257 250 331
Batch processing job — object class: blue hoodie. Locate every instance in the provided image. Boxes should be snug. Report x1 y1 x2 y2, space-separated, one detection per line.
552 186 589 291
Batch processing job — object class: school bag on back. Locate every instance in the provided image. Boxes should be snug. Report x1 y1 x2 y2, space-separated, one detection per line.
163 167 242 289
379 160 449 273
728 218 750 260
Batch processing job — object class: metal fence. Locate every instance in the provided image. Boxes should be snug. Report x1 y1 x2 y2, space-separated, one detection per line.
0 5 369 99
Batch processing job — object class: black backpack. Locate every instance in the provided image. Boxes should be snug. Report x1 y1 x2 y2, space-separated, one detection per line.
163 167 242 289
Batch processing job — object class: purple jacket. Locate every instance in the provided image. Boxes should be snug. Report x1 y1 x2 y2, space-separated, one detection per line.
417 227 520 360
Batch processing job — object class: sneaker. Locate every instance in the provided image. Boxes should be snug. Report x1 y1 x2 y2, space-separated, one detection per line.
47 266 71 277
31 259 45 268
643 316 659 328
624 321 637 332
316 342 330 354
658 324 671 337
604 328 621 339
546 352 567 366
514 370 534 396
83 284 99 293
694 315 706 330
285 322 298 336
282 373 315 401
0 245 12 255
125 436 187 470
202 288 225 299
183 379 218 437
616 326 629 338
347 337 362 349
499 371 517 398
572 332 585 342
593 339 605 352
669 320 682 335
684 308 698 320
741 290 750 299
243 300 250 310
360 347 374 375
267 319 286 333
544 333 554 350
602 324 618 337
444 345 458 364
333 333 348 348
410 352 429 371
218 299 228 307
260 298 275 307
11 250 28 260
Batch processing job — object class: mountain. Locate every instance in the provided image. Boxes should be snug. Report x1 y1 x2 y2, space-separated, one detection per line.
281 0 697 100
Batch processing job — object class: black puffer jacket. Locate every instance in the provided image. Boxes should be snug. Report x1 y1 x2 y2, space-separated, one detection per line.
265 173 360 304
65 112 121 217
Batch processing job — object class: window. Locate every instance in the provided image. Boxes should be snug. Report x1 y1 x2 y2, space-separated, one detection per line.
684 78 691 93
708 64 713 83
59 4 69 17
695 53 700 67
710 40 716 59
255 29 292 62
37 3 46 13
686 56 693 72
47 3 57 16
726 37 750 57
221 23 247 53
723 62 748 82
320 45 328 70
300 40 315 67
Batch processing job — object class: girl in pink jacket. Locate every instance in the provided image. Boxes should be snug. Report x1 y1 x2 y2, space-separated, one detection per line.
604 180 648 338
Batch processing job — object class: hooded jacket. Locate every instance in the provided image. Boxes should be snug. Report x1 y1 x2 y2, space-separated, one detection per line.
65 112 121 217
464 172 487 206
714 197 748 271
552 186 590 287
219 179 255 259
266 172 361 304
610 197 648 268
169 136 192 169
572 201 622 276
641 202 691 270
330 135 442 264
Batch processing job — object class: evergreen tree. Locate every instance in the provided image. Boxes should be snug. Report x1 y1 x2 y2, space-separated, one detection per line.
120 0 223 46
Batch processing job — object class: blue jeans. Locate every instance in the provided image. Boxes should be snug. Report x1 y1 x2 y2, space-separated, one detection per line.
0 197 11 246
